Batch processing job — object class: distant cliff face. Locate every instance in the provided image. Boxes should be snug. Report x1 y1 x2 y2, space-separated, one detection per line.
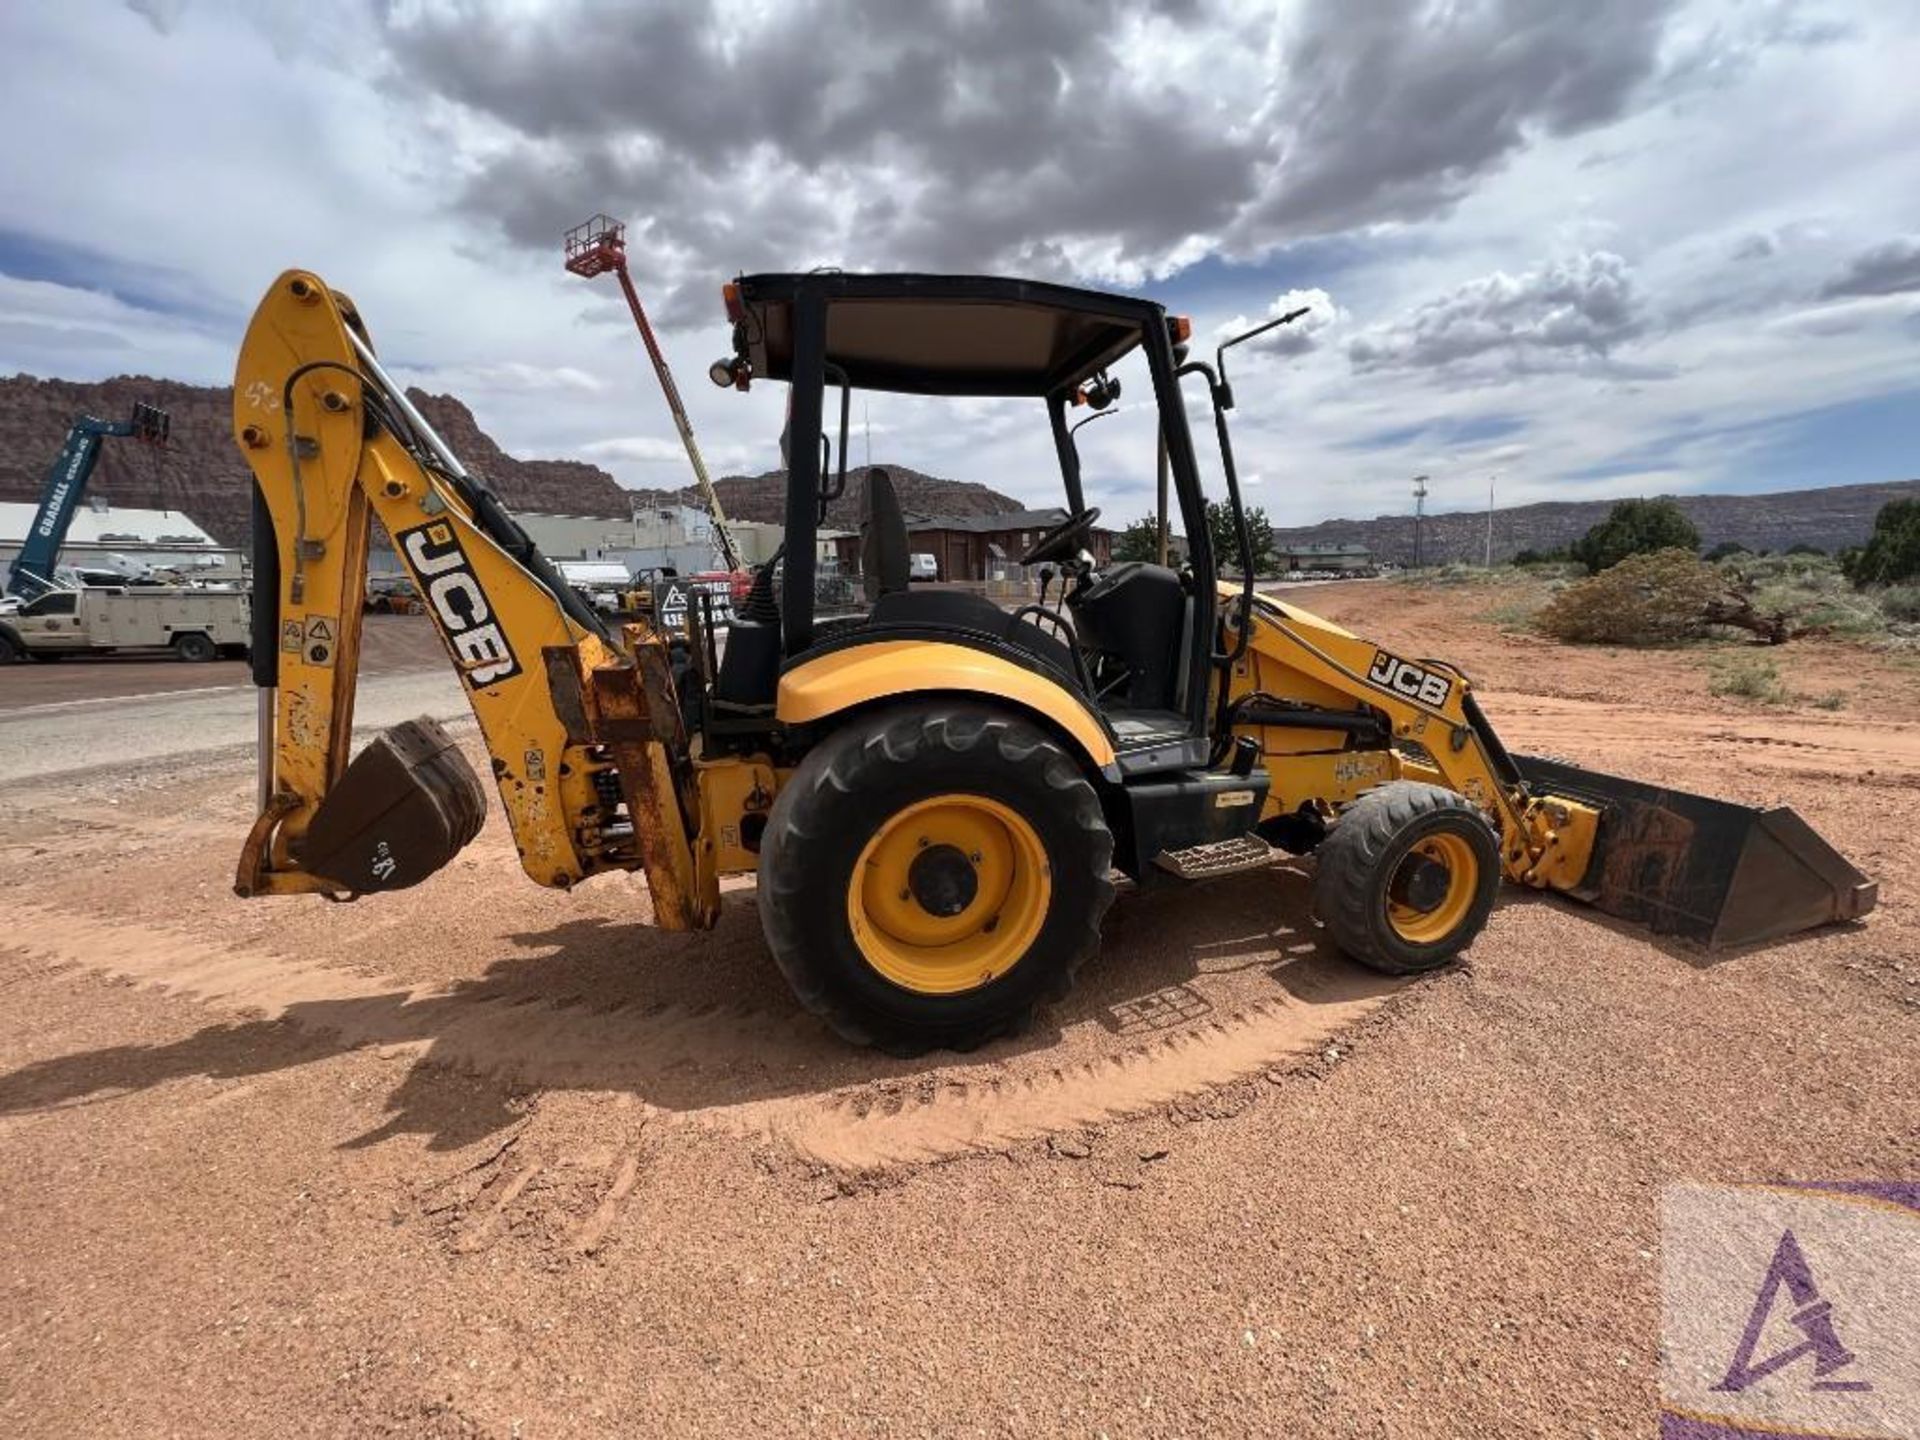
404 392 632 519
1270 481 1920 564
0 375 632 547
632 465 1024 530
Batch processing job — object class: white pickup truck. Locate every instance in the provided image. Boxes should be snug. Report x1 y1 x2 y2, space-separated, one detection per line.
0 585 250 663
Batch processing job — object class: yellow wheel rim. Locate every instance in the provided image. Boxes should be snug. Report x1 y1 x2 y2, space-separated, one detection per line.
847 793 1053 996
1386 832 1480 945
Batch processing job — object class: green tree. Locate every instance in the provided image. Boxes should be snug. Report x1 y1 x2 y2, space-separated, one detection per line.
1570 498 1701 575
1704 540 1749 562
1206 500 1274 575
1113 516 1160 563
1845 498 1920 585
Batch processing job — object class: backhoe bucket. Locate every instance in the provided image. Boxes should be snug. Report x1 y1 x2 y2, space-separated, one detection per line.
1514 755 1876 948
296 717 488 894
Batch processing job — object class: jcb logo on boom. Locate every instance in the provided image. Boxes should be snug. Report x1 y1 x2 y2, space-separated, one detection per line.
397 520 522 688
1366 649 1452 709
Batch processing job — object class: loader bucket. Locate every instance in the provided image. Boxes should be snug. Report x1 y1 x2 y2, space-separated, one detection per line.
1513 755 1876 948
295 717 487 894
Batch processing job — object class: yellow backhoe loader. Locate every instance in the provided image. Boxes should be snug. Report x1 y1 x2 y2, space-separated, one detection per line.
230 267 1875 1054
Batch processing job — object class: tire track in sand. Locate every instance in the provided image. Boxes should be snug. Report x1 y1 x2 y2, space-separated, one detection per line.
2 902 1402 1169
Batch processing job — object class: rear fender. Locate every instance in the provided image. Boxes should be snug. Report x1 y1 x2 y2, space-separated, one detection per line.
777 640 1119 778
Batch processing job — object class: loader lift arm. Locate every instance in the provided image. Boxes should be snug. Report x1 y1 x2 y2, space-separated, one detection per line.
1226 590 1877 946
231 271 711 927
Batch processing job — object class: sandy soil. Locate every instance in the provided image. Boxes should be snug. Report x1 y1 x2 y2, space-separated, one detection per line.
0 585 1914 1437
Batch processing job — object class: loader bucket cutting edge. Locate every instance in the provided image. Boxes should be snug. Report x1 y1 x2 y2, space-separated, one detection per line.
1513 754 1877 948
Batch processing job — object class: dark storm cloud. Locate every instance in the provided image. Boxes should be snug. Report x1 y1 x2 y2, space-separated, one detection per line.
375 0 1694 317
379 0 1273 313
1230 0 1680 243
1348 251 1645 374
1819 238 1920 299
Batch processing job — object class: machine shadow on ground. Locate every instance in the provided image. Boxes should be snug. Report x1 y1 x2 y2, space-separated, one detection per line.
0 866 1418 1153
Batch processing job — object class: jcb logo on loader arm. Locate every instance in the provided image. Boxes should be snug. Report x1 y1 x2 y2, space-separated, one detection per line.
397 520 521 688
1366 649 1452 709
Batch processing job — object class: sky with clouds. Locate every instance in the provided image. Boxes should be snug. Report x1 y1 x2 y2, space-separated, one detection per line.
2 0 1917 528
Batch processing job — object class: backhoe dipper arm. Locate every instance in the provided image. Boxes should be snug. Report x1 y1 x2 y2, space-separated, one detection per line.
231 270 709 926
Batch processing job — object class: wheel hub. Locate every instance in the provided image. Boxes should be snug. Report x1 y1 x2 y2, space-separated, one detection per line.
1389 851 1452 913
847 793 1053 996
907 843 979 918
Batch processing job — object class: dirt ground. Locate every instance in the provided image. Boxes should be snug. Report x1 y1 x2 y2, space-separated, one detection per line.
1 583 1914 1437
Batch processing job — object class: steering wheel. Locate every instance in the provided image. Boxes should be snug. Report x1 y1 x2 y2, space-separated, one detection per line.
1021 507 1102 566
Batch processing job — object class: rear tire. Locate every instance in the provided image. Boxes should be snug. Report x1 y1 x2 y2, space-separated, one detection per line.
758 702 1114 1055
172 631 217 663
1312 781 1500 976
0 632 21 664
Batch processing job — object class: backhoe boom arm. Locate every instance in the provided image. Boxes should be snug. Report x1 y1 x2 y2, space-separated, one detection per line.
230 270 709 926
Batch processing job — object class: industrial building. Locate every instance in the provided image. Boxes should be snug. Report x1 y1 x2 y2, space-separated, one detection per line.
830 508 1114 583
1272 541 1373 574
0 499 241 582
368 503 850 582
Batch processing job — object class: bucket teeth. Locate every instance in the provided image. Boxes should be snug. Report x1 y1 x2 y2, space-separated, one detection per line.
1513 755 1876 947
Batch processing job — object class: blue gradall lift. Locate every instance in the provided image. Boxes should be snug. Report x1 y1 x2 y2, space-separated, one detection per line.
5 401 170 604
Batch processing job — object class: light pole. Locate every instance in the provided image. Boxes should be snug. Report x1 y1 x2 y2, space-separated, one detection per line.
1412 474 1430 568
1485 473 1497 568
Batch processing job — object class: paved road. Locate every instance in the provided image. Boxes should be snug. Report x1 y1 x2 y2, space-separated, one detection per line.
0 665 469 783
0 614 448 712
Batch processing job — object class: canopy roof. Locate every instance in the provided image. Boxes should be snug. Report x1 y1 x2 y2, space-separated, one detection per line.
732 273 1162 397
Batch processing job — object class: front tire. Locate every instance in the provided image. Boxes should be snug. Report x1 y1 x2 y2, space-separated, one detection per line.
1312 781 1500 976
758 703 1114 1055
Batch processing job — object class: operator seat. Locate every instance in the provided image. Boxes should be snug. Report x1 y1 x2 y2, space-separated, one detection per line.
843 467 1082 688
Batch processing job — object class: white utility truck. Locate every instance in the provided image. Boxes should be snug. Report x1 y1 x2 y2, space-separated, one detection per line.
0 585 250 662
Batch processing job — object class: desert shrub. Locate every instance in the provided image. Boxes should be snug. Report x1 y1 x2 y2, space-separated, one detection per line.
1722 552 1885 636
1705 540 1749 561
1845 499 1920 586
1537 549 1727 644
1786 543 1826 556
1570 498 1701 575
1878 584 1920 623
1708 655 1789 703
1480 593 1551 630
1810 690 1849 710
1399 562 1494 586
1512 546 1574 566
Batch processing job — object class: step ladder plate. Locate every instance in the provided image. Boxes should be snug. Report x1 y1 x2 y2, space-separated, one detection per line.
1152 833 1275 881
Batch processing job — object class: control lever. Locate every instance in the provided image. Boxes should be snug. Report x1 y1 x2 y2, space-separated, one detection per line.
1037 564 1056 609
